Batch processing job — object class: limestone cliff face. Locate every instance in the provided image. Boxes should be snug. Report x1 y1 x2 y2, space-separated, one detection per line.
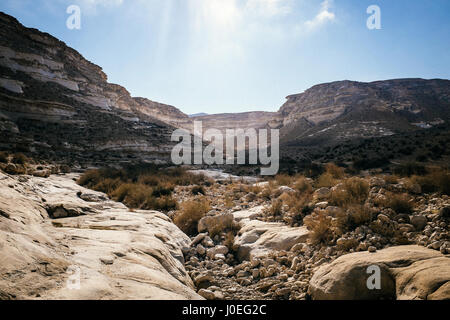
276 79 450 145
133 97 192 129
0 12 189 165
189 111 278 134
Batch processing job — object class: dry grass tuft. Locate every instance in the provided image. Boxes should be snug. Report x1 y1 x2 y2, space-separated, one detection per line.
330 177 369 208
385 193 414 214
0 151 8 163
173 198 211 236
267 199 283 217
316 173 336 188
77 165 207 212
11 153 27 164
410 168 450 195
303 211 334 244
293 176 313 194
325 163 345 179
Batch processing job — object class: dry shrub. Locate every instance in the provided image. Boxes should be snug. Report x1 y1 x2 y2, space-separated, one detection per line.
223 194 235 208
240 184 262 195
316 173 336 188
325 163 345 179
293 176 313 194
209 220 240 239
91 177 121 195
191 185 206 195
303 207 349 244
109 183 174 210
260 185 274 200
386 193 414 214
77 165 212 212
347 205 374 226
384 175 399 185
275 174 293 186
11 153 27 164
0 151 8 163
303 211 334 244
281 193 311 214
410 168 450 195
330 177 369 207
223 231 236 252
174 198 211 236
151 183 175 197
268 199 283 217
145 196 177 211
138 174 161 186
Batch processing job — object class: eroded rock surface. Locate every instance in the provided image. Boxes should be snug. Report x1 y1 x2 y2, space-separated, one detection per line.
0 171 201 300
308 245 450 300
234 218 309 261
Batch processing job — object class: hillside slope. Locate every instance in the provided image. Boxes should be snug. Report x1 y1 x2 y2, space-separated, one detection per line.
0 12 189 166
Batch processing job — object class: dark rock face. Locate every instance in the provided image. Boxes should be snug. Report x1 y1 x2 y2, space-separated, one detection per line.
0 12 188 166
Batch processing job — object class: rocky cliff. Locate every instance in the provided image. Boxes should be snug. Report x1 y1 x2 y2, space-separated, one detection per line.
0 12 190 166
275 79 450 146
190 111 277 134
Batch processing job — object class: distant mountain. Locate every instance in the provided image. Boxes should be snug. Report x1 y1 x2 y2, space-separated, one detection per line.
189 111 277 134
189 113 209 118
0 12 188 165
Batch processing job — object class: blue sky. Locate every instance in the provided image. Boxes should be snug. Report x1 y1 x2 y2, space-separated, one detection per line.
1 0 449 114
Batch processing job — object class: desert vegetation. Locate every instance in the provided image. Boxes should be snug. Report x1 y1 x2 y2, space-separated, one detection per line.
77 164 211 212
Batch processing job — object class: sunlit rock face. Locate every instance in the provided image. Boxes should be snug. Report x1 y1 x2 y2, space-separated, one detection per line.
0 12 192 165
275 79 450 146
0 171 203 300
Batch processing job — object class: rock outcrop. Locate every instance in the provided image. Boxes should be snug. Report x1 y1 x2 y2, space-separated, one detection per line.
0 170 201 300
277 79 450 146
232 207 309 261
308 245 450 300
189 111 278 135
0 12 190 165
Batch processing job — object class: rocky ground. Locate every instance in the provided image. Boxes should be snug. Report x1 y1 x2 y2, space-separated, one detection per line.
0 167 449 300
168 170 449 300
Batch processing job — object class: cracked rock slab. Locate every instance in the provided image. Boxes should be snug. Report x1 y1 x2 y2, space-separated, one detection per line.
0 172 202 300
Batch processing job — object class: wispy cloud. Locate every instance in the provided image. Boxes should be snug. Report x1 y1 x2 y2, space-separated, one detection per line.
304 0 336 30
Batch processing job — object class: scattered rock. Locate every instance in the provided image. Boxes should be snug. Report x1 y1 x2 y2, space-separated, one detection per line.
198 289 215 300
411 215 428 231
368 246 377 253
314 188 331 201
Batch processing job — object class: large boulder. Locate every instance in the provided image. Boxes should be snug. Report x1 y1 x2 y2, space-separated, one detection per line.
232 206 265 222
308 245 450 300
0 172 202 300
234 219 309 261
